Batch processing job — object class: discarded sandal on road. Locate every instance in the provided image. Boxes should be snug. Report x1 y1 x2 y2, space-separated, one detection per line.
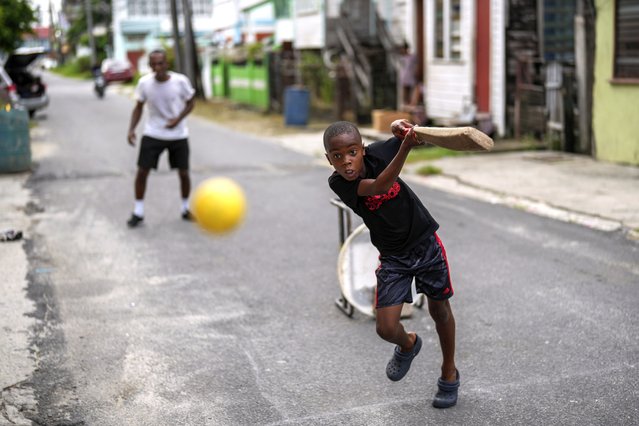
386 334 422 381
432 369 460 408
0 229 22 242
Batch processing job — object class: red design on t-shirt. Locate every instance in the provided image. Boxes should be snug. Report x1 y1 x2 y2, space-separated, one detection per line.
365 181 401 211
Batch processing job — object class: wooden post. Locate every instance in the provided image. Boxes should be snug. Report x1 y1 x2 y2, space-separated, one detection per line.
514 57 522 140
575 0 592 155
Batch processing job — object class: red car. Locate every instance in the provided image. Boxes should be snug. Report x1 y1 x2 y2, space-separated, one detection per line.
100 59 134 83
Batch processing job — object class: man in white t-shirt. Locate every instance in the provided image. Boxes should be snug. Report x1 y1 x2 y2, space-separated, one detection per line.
126 50 196 227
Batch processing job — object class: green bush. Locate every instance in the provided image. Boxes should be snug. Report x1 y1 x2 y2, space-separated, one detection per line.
158 42 177 70
247 42 264 62
74 56 92 73
52 56 93 79
77 34 109 64
416 165 442 176
300 50 334 106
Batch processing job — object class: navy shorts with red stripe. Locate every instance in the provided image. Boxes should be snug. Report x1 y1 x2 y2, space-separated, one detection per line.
375 232 453 308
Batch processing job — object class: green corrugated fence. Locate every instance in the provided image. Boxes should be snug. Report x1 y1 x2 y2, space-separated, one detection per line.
211 60 228 98
212 59 269 111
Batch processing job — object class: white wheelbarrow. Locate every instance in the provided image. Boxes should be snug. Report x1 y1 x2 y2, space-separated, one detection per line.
330 198 425 318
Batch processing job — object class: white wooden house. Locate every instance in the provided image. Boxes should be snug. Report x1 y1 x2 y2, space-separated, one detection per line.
288 0 508 134
111 0 215 72
211 0 287 45
421 0 506 136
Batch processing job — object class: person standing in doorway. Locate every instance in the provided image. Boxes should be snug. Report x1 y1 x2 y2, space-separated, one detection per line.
126 49 196 228
399 42 417 107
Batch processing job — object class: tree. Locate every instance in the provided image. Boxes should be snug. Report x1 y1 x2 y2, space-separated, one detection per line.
65 0 111 61
0 0 37 53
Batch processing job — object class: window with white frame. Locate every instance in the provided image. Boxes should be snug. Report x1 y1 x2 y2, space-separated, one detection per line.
127 0 167 16
274 0 291 18
127 0 211 17
296 0 319 15
614 0 639 80
434 0 461 61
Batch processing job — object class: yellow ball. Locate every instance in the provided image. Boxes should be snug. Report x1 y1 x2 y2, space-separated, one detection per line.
191 177 247 234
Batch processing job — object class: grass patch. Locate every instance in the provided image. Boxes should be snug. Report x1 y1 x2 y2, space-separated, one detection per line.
192 98 333 137
51 63 92 80
406 146 464 163
416 165 442 176
519 133 547 150
192 99 285 136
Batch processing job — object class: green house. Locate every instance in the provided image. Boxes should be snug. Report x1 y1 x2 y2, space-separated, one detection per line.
593 0 639 165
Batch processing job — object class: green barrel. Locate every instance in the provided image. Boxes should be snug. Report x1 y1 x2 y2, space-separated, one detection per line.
0 106 31 173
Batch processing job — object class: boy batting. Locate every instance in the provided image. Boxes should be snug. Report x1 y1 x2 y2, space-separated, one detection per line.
324 119 459 408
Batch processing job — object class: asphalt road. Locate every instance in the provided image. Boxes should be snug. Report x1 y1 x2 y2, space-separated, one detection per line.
17 73 639 425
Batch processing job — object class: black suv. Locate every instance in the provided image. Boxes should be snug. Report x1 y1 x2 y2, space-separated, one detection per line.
1 47 49 118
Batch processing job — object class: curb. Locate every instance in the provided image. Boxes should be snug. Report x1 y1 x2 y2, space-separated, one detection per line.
405 172 636 239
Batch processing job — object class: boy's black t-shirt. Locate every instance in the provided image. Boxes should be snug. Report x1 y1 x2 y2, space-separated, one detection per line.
328 137 439 255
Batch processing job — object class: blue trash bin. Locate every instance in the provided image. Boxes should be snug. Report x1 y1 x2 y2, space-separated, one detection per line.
0 107 31 173
284 86 310 126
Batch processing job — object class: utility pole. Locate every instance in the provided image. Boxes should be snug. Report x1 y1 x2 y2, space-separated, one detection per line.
181 0 203 97
48 0 57 61
84 0 97 67
181 0 194 85
170 0 183 73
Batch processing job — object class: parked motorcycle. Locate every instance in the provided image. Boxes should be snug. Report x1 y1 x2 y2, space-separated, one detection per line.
92 66 106 98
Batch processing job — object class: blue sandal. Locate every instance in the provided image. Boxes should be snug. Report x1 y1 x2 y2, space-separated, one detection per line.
386 334 422 381
432 369 460 408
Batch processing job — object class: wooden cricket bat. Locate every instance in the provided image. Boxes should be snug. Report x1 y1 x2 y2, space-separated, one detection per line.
412 126 494 151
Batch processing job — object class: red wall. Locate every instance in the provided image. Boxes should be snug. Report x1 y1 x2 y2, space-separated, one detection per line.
475 0 491 112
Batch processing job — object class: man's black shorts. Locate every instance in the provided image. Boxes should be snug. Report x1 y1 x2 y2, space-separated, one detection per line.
375 232 453 308
137 135 189 170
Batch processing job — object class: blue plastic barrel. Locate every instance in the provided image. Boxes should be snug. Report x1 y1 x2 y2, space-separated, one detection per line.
0 107 31 173
284 86 310 126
